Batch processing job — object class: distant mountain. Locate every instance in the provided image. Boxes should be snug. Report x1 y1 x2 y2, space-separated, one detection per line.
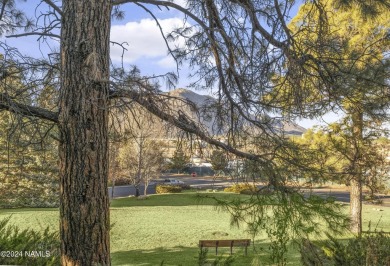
167 88 215 106
272 120 307 136
165 88 306 136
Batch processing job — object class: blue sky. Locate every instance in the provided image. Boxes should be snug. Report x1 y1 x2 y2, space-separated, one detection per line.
110 1 192 83
1 0 339 129
2 0 191 86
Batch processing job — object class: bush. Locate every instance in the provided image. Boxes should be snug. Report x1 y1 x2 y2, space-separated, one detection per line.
179 183 191 190
0 217 60 266
223 183 257 194
300 239 333 266
364 194 384 205
300 232 390 266
0 175 59 208
0 186 59 208
156 185 182 194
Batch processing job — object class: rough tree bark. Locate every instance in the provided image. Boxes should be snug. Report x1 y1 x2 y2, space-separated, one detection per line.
350 177 362 234
59 0 111 264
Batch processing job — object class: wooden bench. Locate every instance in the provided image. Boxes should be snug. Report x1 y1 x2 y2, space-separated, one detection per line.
199 239 251 255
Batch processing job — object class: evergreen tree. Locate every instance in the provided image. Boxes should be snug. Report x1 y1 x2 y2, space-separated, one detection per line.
0 69 58 208
169 148 189 174
270 0 390 234
210 150 228 175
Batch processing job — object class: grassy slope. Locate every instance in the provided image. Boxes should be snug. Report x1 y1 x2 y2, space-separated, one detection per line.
0 192 389 265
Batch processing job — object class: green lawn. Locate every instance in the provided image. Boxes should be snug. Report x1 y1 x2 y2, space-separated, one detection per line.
0 192 389 265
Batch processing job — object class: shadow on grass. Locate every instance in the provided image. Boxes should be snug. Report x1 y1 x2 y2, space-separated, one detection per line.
110 192 250 208
111 242 302 266
111 246 254 266
0 208 58 214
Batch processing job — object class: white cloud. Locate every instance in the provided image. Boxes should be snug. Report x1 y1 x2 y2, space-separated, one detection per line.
172 0 187 7
110 18 187 65
156 56 177 69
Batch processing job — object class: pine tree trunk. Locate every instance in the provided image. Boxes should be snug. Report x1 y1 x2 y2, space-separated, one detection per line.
350 109 364 235
58 0 111 264
350 177 362 234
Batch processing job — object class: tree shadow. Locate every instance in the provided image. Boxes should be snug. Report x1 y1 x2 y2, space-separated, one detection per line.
110 241 303 265
111 245 257 266
110 192 250 208
0 208 58 214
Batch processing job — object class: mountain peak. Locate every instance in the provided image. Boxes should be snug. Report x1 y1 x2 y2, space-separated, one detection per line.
167 88 214 106
166 88 306 136
168 88 189 95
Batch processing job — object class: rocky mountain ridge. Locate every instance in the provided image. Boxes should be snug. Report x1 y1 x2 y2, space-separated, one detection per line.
166 88 306 136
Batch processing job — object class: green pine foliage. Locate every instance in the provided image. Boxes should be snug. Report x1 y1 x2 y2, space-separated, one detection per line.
0 216 60 265
212 188 349 264
295 128 389 192
300 232 390 266
0 113 59 208
0 58 59 208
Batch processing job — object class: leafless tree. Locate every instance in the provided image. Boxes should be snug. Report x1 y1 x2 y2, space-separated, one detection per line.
116 106 166 197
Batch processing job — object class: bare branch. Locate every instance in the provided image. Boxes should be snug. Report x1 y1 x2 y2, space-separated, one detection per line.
42 0 63 16
112 0 210 30
6 32 61 39
273 0 292 42
231 0 288 49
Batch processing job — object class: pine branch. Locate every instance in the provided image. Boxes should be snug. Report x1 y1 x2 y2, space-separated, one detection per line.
108 87 263 162
0 93 58 123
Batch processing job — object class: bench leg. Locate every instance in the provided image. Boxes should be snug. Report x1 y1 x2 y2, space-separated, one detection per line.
215 246 218 255
245 246 248 256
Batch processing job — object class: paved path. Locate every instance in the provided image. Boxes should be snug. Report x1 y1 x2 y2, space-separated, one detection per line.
301 188 390 207
108 175 390 207
108 184 156 198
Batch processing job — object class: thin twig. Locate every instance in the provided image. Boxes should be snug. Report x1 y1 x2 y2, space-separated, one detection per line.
42 0 63 16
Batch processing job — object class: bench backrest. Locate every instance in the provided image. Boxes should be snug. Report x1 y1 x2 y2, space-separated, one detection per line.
199 239 250 247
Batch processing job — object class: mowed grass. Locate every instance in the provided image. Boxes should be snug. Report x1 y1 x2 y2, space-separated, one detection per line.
111 192 258 265
0 192 389 265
